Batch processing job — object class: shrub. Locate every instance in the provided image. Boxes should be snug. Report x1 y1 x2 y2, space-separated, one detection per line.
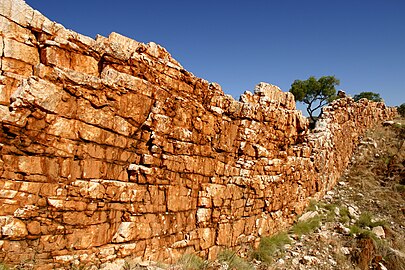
0 263 9 270
339 206 350 224
291 216 321 237
218 250 253 270
356 212 385 228
349 225 379 242
178 254 208 270
398 103 405 117
251 232 291 264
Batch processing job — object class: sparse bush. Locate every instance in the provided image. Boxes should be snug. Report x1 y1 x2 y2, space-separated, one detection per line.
339 206 350 224
178 254 208 270
323 203 338 212
0 263 9 270
397 103 405 117
356 212 385 228
218 250 253 270
307 199 318 211
383 248 405 270
317 203 338 222
392 123 405 140
251 232 291 264
394 184 405 193
122 261 132 270
348 225 379 241
291 216 321 237
70 265 88 270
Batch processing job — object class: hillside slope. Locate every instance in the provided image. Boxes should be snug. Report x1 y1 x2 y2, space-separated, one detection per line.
265 117 405 270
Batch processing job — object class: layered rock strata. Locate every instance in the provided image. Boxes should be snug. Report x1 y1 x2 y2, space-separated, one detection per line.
0 0 397 268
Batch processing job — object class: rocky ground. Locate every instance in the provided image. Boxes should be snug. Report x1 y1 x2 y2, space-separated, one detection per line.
256 118 405 270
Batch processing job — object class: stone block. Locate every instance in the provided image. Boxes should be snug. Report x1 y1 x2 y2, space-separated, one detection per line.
1 57 33 77
70 52 98 76
17 156 43 175
0 216 28 239
66 223 111 249
167 185 195 212
197 228 216 250
40 46 70 69
3 38 39 66
112 221 152 243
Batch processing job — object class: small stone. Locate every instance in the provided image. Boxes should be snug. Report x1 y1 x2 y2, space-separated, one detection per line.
27 221 41 235
323 194 333 200
292 258 300 265
334 207 340 216
298 211 318 222
378 263 388 270
290 251 299 257
341 247 350 255
372 226 385 239
348 206 359 218
302 255 320 265
277 258 285 264
329 258 337 266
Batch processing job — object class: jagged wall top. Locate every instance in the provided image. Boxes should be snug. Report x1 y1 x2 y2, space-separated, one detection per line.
0 0 301 112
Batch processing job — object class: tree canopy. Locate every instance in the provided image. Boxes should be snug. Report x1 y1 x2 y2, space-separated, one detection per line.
353 91 383 102
398 103 405 117
289 76 340 122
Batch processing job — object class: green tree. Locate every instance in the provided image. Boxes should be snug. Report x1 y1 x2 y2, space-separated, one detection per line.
353 91 382 102
398 103 405 117
289 76 340 122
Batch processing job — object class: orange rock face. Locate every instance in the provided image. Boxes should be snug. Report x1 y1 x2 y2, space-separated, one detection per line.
0 0 397 268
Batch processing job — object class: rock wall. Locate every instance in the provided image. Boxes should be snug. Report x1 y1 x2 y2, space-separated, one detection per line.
0 0 396 268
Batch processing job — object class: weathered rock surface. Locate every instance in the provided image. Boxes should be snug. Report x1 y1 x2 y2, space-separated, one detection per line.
0 0 397 268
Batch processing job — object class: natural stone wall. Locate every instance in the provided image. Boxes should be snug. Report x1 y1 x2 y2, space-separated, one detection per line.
0 0 396 268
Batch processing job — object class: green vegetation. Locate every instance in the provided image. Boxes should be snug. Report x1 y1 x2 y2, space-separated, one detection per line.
289 75 339 122
322 203 338 212
353 91 383 102
394 184 405 193
339 206 350 224
307 199 318 211
311 201 338 222
0 263 9 270
398 103 405 117
345 212 386 242
251 232 291 264
324 206 337 222
218 250 253 270
348 225 379 241
177 253 208 270
393 122 405 140
355 212 385 228
291 216 321 237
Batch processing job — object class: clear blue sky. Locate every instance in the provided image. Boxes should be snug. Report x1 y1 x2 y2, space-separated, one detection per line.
26 0 405 110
